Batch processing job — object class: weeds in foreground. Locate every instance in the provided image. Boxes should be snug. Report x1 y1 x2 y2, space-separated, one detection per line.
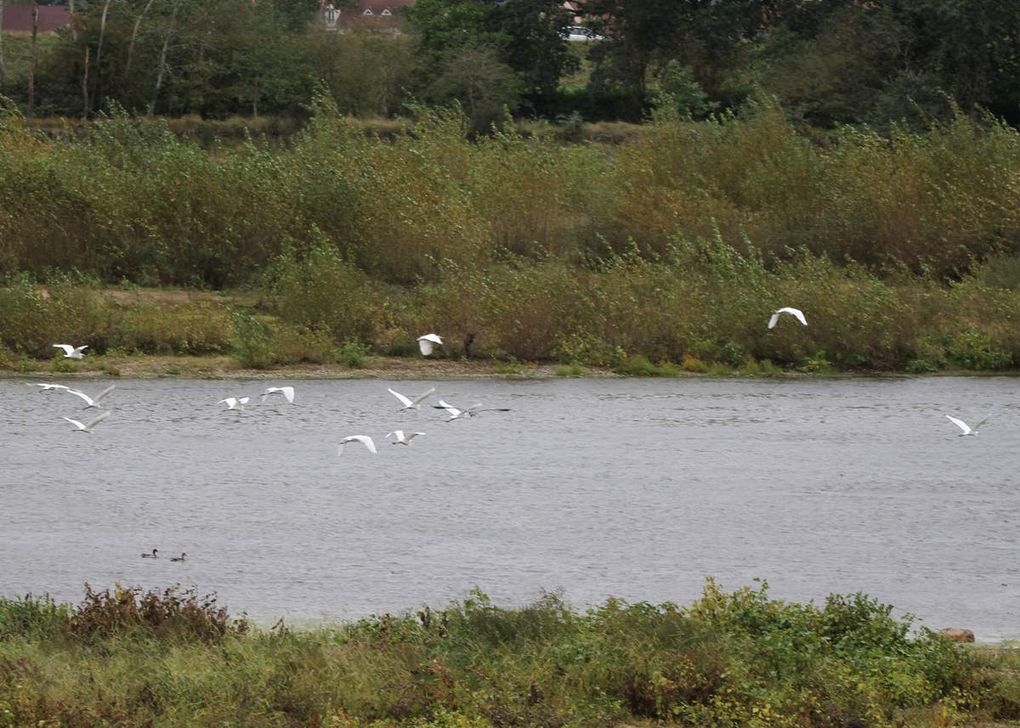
0 580 1013 726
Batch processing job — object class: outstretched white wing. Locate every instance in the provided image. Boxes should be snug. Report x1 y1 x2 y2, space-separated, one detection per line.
93 384 116 404
435 399 462 417
778 307 808 326
417 334 443 356
338 435 377 455
218 397 238 409
63 416 86 430
53 344 75 356
65 389 96 407
263 386 296 404
945 415 971 435
769 307 807 329
388 388 413 408
84 410 110 430
30 383 70 391
409 387 436 407
972 416 991 432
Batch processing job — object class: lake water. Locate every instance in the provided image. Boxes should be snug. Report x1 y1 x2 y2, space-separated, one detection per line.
2 376 1018 640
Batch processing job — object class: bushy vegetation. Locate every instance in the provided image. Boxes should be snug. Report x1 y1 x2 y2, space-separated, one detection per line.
0 275 232 358
1 580 1017 726
2 98 1020 373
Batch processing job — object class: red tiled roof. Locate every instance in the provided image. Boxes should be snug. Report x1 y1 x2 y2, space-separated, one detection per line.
1 5 71 33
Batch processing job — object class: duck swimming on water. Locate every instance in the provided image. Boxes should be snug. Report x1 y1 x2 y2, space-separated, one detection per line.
141 548 159 559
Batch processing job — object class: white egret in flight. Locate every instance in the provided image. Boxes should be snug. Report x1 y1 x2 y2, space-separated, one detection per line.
386 430 424 446
338 435 377 455
434 399 511 422
945 414 989 437
65 384 116 409
388 386 436 410
218 397 249 411
417 334 443 356
261 386 295 404
768 307 808 329
53 344 89 359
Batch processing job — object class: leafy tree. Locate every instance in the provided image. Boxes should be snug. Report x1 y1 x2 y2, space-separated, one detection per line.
405 0 503 70
488 0 578 100
429 45 521 133
407 0 576 114
583 0 764 118
310 29 415 117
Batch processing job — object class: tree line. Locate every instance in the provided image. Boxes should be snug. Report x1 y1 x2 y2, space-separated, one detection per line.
0 0 1018 129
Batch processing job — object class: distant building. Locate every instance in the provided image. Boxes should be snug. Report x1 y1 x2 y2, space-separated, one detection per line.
0 5 72 34
321 0 415 31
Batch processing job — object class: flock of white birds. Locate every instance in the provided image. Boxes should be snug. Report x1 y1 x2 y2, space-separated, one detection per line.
27 314 996 564
38 313 992 446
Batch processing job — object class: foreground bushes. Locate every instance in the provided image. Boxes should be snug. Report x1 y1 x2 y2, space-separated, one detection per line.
1 581 1016 726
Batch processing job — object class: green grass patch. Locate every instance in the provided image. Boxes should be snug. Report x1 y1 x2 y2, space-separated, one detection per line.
0 580 1014 726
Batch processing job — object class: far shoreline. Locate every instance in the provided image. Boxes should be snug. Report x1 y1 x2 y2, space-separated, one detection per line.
3 353 1020 380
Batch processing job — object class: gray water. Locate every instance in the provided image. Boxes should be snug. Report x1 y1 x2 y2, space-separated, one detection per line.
2 376 1019 640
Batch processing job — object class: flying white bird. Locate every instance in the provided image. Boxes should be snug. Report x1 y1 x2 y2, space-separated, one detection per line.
388 386 436 410
338 435 377 455
434 399 511 422
261 386 295 404
945 414 989 436
53 344 89 359
28 383 71 392
63 410 110 433
767 307 808 329
218 397 250 411
417 334 443 356
65 384 116 409
386 430 424 446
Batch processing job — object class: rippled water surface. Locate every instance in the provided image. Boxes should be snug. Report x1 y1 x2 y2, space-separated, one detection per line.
2 376 1019 639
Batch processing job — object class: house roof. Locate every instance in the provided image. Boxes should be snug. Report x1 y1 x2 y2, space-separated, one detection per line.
1 5 72 33
336 0 414 27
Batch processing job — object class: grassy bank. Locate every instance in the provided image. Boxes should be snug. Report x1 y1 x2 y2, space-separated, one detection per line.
1 581 1018 727
3 259 1020 376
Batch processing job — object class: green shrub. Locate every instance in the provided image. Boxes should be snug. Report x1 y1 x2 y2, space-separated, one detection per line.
0 277 114 357
271 324 337 365
230 310 275 369
339 340 369 368
947 330 1013 370
0 595 71 640
266 241 383 344
113 302 231 355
